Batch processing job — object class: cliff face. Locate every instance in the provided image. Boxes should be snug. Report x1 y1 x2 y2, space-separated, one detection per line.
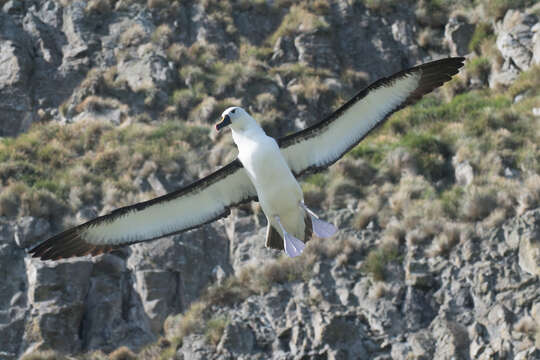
0 0 539 359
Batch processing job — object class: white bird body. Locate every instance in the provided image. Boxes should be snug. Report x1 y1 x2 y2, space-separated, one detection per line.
232 116 305 242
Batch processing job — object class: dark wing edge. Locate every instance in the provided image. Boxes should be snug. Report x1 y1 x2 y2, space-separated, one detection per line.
278 57 466 177
28 159 256 260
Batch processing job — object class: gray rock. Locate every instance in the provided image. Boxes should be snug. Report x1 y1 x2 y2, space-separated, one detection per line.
454 160 474 186
492 10 539 87
0 15 34 136
217 320 255 354
24 258 93 353
3 0 23 15
517 210 540 276
533 22 540 65
14 217 51 249
128 223 233 324
432 319 470 360
177 334 215 360
0 224 28 360
295 31 340 72
271 36 298 64
445 15 475 56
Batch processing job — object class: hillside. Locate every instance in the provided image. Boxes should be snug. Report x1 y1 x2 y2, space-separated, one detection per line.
0 0 539 359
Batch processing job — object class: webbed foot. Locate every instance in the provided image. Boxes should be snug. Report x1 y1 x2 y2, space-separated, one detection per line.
275 216 305 258
301 202 338 238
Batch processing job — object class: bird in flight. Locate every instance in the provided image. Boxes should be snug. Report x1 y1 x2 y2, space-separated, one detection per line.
29 57 465 260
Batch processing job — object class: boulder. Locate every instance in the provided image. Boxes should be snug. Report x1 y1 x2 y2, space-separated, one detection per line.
445 15 476 56
492 10 539 87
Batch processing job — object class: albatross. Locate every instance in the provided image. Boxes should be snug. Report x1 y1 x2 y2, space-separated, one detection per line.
29 57 465 260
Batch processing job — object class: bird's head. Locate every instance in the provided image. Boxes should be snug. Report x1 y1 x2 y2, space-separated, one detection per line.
216 107 255 132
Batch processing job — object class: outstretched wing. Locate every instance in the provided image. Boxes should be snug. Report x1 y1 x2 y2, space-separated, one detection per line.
278 57 465 176
29 159 256 260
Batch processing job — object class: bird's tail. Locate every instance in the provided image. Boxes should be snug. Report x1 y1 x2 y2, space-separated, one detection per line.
265 214 313 251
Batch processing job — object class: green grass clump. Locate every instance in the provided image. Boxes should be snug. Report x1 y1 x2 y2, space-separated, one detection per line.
468 22 494 54
478 0 536 19
364 0 398 12
269 4 330 45
0 119 211 219
349 142 389 167
508 64 540 99
205 315 229 346
441 186 465 219
363 241 400 281
466 57 491 83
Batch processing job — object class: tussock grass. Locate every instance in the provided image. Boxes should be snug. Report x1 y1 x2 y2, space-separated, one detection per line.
108 346 137 360
152 24 173 48
426 224 461 257
468 22 494 54
85 0 111 14
478 0 536 19
205 315 229 346
120 24 148 47
513 316 537 336
417 27 439 49
363 239 400 281
0 120 210 220
466 57 491 84
364 0 398 13
269 4 330 45
21 351 67 360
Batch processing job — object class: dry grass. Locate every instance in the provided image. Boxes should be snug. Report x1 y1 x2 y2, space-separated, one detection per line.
478 0 534 19
109 346 137 360
364 0 397 13
147 0 168 9
406 228 430 246
384 218 406 242
517 174 540 215
167 301 206 347
384 147 417 180
415 0 448 27
426 224 461 257
152 24 173 48
269 4 330 44
326 176 360 209
363 238 400 281
21 351 67 360
417 28 439 49
354 206 377 229
205 315 229 346
120 24 147 47
466 57 491 84
513 316 537 336
74 96 123 115
85 0 111 13
468 22 494 55
461 187 497 221
369 282 389 299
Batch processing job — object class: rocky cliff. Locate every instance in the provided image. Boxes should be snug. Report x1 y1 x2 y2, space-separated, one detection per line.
0 0 539 359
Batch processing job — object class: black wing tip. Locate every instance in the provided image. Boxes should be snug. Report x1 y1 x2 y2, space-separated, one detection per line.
27 227 110 261
403 56 466 105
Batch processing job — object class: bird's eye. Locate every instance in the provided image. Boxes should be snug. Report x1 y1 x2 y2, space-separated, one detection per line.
231 109 236 114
